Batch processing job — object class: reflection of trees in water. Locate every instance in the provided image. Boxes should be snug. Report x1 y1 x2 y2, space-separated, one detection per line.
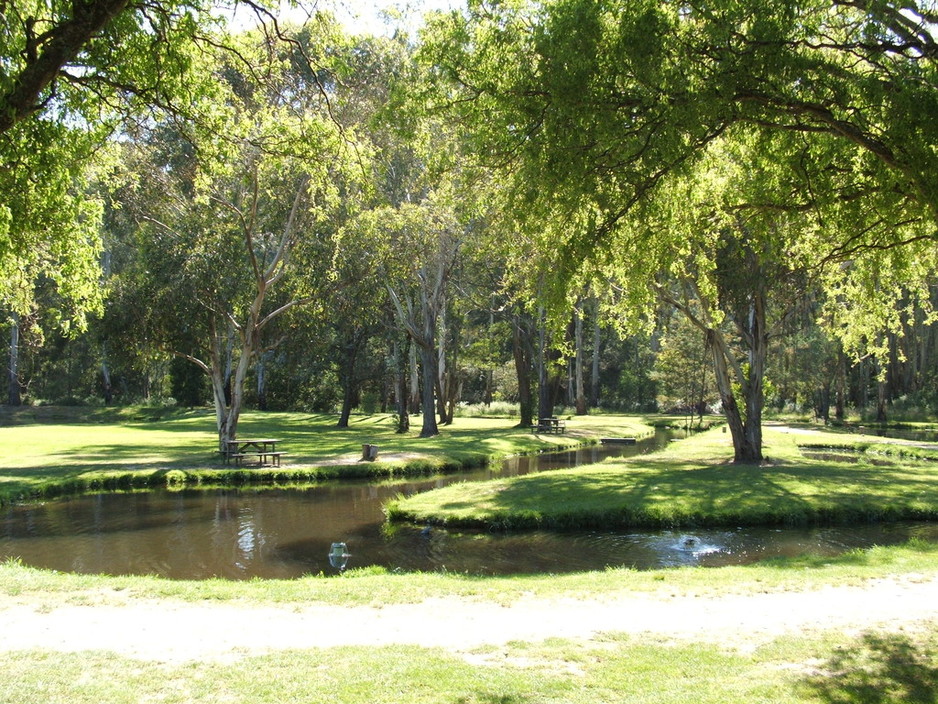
804 631 938 704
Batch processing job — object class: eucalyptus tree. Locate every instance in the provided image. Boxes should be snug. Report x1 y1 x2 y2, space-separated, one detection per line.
116 22 353 448
321 31 414 428
353 192 464 437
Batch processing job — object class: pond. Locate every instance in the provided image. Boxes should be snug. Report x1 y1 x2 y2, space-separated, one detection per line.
2 431 936 579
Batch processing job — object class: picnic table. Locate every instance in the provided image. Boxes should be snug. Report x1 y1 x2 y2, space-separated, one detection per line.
224 438 285 467
532 417 566 434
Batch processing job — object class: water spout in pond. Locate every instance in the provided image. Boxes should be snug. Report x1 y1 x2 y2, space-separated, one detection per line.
677 535 699 551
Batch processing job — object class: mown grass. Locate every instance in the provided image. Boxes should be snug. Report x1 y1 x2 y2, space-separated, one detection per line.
2 410 938 703
0 409 653 505
387 424 938 529
2 623 936 703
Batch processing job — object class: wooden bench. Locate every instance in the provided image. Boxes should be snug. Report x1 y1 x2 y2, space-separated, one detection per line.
532 418 566 434
229 451 286 467
222 439 286 467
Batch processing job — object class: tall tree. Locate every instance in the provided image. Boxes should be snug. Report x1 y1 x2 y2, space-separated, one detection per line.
362 194 463 437
113 22 351 447
419 0 938 460
0 0 269 322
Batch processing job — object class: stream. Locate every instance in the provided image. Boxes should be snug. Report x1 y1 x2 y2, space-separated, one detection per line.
1 430 936 579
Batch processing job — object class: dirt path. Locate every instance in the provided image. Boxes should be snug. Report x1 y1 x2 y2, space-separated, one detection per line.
2 575 936 663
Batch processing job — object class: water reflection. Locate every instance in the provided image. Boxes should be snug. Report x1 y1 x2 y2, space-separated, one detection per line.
1 430 936 579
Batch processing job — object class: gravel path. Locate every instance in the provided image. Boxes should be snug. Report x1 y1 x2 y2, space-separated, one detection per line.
2 575 936 663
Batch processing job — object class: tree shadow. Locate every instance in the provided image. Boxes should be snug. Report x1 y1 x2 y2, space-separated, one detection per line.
803 631 938 704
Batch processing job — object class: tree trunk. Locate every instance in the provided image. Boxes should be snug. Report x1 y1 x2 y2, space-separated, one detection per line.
409 343 420 414
336 335 362 429
537 308 553 419
708 328 763 463
417 342 439 437
876 359 888 422
590 310 601 408
741 296 767 461
210 325 231 453
436 309 453 425
835 349 847 421
256 352 268 411
7 314 20 406
512 312 535 426
484 310 494 405
338 383 354 428
574 303 587 415
395 334 410 434
100 342 113 405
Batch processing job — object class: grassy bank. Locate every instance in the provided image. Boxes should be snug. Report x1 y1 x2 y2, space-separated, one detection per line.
0 408 653 505
2 542 938 704
3 410 938 703
387 424 938 529
4 627 936 704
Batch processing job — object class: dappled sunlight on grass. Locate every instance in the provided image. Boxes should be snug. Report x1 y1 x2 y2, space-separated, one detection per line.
0 410 654 504
802 630 938 704
390 425 938 529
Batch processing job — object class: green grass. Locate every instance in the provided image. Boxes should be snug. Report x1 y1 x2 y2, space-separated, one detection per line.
0 409 653 505
2 409 938 702
2 626 936 703
387 424 938 529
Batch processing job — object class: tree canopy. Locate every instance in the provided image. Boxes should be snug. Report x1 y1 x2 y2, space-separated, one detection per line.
414 0 938 459
5 0 938 463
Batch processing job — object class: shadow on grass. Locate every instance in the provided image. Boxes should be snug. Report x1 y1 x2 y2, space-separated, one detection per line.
428 440 938 528
803 632 938 704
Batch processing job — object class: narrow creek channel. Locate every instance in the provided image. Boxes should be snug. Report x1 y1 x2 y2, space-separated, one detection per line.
2 430 936 579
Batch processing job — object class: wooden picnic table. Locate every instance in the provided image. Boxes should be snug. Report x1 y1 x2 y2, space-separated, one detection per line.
532 417 566 434
224 438 285 467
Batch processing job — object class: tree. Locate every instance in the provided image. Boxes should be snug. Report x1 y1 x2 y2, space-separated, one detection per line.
0 0 239 135
0 0 268 322
112 23 351 448
418 0 938 461
652 314 715 427
361 194 463 437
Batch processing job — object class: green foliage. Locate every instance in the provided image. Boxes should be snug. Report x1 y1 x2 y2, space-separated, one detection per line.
652 314 715 416
417 0 938 457
0 0 252 326
169 355 207 407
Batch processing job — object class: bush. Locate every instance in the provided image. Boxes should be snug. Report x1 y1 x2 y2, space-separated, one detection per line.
455 401 519 418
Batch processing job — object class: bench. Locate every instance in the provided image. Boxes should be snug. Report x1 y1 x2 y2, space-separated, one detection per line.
229 451 286 467
532 418 566 434
223 438 285 467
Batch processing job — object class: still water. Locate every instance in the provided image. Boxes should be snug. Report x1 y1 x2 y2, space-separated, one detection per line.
2 432 936 579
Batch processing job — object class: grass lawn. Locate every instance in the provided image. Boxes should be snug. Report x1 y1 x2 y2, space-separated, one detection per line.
387 423 938 529
0 408 653 505
5 629 937 704
2 409 938 703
